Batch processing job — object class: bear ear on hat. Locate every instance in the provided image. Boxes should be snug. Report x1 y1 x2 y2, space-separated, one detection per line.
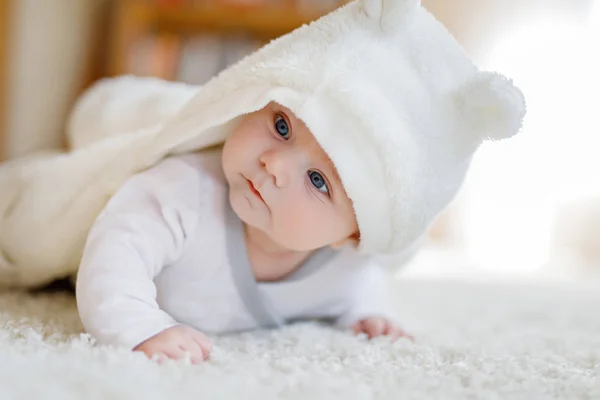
362 0 420 31
456 71 527 142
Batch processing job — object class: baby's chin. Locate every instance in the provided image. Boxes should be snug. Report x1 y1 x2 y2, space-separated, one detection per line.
229 195 261 224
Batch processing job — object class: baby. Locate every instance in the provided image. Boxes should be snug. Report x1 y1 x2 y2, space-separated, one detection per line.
77 102 408 363
75 0 526 364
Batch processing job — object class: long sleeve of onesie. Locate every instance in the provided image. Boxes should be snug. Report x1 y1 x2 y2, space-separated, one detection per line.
333 261 396 329
76 157 202 349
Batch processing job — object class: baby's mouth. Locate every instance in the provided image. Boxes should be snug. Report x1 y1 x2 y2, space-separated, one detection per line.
247 179 265 203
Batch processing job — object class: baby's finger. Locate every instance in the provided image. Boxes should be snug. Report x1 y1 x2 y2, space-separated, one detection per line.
383 321 404 339
135 345 169 363
181 340 205 364
385 324 402 340
388 325 415 342
161 342 189 361
151 352 169 364
364 318 385 339
351 321 364 335
192 338 212 361
188 330 212 360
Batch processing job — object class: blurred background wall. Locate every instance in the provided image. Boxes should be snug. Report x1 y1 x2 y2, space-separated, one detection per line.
0 0 598 281
2 0 107 158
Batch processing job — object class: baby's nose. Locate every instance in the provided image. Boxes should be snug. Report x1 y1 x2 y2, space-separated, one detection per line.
260 148 302 189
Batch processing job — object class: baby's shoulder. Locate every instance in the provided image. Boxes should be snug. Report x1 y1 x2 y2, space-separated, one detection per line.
131 149 225 193
107 150 226 220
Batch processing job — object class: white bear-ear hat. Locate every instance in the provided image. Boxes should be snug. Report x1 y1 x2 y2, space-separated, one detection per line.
160 0 527 254
331 0 527 254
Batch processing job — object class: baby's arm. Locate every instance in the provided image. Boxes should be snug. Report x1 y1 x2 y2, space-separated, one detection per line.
335 261 413 341
76 157 208 358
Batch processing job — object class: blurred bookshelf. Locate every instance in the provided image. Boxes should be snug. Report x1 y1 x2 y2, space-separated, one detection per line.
106 0 350 85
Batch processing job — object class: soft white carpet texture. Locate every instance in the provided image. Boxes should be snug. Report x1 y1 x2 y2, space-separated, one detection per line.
0 278 598 399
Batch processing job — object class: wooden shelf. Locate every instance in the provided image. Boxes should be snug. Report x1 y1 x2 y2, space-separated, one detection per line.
154 3 326 37
106 0 344 77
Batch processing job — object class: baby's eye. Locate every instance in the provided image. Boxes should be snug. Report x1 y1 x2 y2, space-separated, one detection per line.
308 170 329 195
274 115 290 140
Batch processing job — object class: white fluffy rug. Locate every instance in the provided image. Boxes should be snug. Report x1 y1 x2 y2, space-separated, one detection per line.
0 278 599 399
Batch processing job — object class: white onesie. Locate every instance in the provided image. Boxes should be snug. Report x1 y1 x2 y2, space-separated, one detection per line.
76 149 394 349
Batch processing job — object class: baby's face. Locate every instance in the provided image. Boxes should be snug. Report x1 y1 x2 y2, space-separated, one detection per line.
222 102 358 251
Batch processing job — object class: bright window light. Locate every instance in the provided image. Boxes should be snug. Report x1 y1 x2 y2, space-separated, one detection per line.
462 8 600 274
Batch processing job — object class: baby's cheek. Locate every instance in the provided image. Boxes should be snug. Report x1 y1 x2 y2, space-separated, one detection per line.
274 207 338 250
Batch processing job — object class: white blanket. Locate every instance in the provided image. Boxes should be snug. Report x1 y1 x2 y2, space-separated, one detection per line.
0 77 205 286
1 58 306 287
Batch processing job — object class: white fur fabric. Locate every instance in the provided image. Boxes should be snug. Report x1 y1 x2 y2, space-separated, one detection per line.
0 77 204 287
0 277 598 399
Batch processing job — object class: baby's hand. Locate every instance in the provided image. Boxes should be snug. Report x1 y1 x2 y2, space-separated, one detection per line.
351 317 414 342
133 324 211 364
